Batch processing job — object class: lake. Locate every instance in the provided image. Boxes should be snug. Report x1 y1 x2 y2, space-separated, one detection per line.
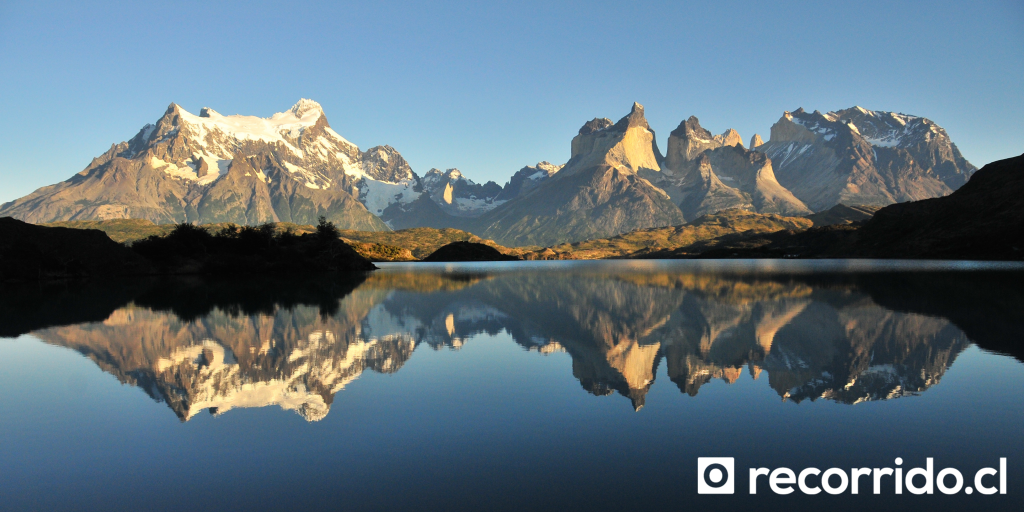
1 260 1022 511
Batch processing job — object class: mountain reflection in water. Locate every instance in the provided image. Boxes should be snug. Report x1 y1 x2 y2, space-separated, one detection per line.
14 261 1024 421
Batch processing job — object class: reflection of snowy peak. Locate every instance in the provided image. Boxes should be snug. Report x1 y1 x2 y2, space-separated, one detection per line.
33 293 419 422
28 270 975 418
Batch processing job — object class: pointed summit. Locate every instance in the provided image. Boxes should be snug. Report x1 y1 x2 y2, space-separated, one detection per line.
671 115 711 139
290 98 323 119
611 101 651 132
163 103 183 116
569 103 662 172
721 128 743 148
478 102 682 246
750 134 764 149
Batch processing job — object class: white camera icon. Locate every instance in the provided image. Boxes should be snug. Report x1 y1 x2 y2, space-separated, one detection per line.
697 457 735 494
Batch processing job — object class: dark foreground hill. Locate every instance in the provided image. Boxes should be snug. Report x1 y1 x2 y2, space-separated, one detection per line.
0 218 152 281
0 217 375 281
682 153 1024 260
849 153 1024 259
422 241 521 262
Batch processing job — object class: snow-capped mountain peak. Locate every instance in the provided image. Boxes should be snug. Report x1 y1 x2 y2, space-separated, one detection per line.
290 98 324 119
173 99 339 153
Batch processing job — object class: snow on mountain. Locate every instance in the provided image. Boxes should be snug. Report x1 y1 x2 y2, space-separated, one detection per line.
493 162 563 202
174 99 347 153
126 98 364 191
420 168 504 217
0 99 389 228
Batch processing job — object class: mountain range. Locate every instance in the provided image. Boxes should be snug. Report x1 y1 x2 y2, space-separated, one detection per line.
0 99 976 246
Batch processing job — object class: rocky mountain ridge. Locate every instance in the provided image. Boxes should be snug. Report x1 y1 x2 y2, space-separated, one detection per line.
756 107 975 210
473 103 686 246
2 100 977 247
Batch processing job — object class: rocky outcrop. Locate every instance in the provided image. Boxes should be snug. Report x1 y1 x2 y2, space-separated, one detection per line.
359 145 414 183
493 162 563 201
567 102 664 174
644 116 810 220
663 116 743 170
750 134 764 149
420 168 504 217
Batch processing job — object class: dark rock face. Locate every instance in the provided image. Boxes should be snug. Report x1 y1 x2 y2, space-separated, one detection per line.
665 115 744 167
578 118 614 135
493 162 563 202
0 217 151 281
610 102 652 132
833 107 976 188
421 241 519 262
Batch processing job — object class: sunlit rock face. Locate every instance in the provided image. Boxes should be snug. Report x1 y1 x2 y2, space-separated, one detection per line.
645 115 811 220
30 268 974 419
477 103 686 246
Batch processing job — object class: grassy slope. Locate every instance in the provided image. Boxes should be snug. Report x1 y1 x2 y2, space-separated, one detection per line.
543 209 812 259
804 204 882 227
42 219 175 243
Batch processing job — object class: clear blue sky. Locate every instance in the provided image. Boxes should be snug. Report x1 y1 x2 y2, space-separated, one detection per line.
1 0 1021 203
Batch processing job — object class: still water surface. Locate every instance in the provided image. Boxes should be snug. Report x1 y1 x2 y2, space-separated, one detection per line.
1 260 1022 511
